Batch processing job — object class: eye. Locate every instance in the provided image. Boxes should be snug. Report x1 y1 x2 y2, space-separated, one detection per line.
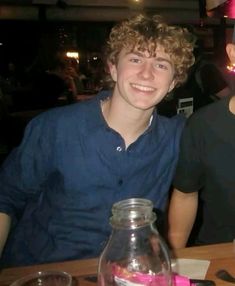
155 62 168 70
129 57 141 63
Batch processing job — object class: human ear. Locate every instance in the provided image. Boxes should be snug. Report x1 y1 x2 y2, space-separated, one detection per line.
107 61 117 82
226 43 235 63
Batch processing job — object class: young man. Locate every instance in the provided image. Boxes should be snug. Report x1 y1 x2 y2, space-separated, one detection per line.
168 43 235 248
0 14 194 267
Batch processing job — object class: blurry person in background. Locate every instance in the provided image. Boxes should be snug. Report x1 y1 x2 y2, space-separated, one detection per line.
158 32 231 117
65 57 85 94
31 54 78 108
188 40 231 110
168 42 235 248
0 61 21 110
0 14 194 267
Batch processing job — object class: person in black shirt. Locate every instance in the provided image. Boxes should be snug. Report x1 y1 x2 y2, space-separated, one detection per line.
168 42 235 248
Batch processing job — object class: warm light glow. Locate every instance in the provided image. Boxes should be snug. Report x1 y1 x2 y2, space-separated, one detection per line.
227 63 235 72
128 0 142 9
66 51 79 59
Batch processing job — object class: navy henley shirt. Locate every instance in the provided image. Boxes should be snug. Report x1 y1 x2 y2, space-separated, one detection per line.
0 90 185 267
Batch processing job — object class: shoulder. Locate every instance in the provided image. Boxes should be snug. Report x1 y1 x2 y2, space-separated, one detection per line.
157 113 186 131
31 103 84 125
189 96 229 123
26 90 111 134
182 97 231 138
26 97 97 134
155 113 186 144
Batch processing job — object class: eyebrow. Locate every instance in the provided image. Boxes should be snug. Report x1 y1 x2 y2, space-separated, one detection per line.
127 51 173 66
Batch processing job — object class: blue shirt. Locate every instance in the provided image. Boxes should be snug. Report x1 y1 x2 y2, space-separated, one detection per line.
0 90 185 267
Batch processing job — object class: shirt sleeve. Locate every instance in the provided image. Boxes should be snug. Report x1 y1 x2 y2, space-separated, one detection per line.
173 114 205 193
0 113 54 218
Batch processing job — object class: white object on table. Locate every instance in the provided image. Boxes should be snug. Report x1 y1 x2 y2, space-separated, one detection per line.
171 258 210 279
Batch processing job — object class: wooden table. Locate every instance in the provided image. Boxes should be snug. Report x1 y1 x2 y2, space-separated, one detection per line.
173 242 235 286
0 242 234 286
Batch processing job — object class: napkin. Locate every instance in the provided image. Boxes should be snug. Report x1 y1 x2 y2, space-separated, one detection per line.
171 258 210 279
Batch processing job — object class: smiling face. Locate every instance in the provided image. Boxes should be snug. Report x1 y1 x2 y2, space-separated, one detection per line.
108 46 175 112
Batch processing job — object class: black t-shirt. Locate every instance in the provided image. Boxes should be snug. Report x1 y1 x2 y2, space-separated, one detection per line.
173 96 235 244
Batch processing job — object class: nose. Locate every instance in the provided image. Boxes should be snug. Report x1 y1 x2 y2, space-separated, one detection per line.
138 62 154 80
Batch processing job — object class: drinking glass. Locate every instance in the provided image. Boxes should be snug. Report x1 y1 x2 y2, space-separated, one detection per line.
10 270 72 286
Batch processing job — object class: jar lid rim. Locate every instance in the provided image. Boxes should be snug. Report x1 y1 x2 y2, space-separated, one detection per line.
112 198 153 211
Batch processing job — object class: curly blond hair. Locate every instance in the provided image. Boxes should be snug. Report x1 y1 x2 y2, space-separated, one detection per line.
105 14 195 88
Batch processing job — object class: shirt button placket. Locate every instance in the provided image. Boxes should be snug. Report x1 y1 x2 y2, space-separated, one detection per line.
116 145 123 187
116 146 122 152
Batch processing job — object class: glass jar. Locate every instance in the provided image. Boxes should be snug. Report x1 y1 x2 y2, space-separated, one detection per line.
98 198 172 286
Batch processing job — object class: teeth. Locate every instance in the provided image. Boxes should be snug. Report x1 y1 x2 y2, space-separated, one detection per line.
132 83 155 92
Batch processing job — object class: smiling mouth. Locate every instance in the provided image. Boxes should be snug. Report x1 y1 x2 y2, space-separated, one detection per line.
131 83 155 92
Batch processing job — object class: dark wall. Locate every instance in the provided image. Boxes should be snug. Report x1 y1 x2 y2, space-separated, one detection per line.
0 20 113 76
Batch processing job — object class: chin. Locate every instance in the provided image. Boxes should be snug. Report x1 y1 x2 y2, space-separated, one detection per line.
134 99 161 110
133 103 156 111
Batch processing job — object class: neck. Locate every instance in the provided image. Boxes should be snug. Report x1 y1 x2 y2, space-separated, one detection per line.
101 95 153 148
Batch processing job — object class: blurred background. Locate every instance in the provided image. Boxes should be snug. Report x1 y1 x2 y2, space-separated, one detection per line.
0 0 234 79
1 0 235 163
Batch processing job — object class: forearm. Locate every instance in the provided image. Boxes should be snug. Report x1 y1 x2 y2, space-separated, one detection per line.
0 212 11 256
168 189 198 249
